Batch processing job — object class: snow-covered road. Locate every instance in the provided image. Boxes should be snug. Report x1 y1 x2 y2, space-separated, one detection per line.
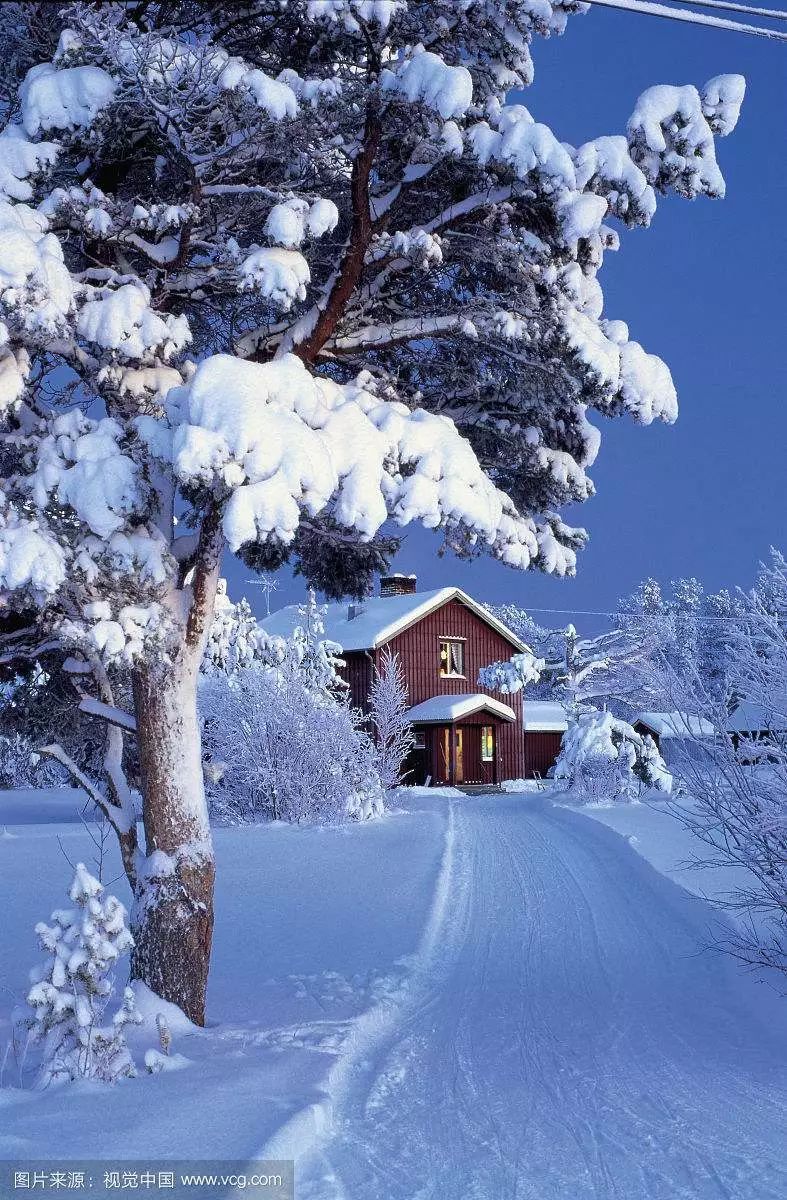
300 795 787 1200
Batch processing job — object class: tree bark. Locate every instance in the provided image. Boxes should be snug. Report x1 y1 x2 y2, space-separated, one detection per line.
130 659 215 1026
129 507 224 1026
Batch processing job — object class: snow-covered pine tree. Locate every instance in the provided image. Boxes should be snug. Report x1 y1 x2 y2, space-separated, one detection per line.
553 709 672 801
25 862 141 1086
368 647 415 790
0 2 744 1022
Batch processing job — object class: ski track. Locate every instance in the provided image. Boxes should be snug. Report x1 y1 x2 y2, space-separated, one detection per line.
297 795 787 1200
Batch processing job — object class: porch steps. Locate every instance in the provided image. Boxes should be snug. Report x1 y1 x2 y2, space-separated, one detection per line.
457 784 504 796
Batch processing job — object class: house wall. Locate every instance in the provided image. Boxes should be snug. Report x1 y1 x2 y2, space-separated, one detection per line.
523 731 563 779
341 597 526 782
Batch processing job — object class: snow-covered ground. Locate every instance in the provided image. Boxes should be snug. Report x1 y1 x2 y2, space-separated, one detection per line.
2 787 786 1199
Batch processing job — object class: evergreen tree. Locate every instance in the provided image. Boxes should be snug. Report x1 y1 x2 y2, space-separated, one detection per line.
25 863 141 1087
0 1 744 1021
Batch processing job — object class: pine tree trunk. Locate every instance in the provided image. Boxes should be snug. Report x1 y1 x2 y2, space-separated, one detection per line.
130 660 215 1026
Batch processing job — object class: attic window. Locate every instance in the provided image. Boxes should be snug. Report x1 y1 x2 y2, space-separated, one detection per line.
439 639 465 678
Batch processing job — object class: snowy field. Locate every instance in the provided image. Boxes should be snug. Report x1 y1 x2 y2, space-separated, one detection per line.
2 787 787 1199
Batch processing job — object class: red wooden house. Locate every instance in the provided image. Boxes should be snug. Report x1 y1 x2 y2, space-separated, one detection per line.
263 575 529 786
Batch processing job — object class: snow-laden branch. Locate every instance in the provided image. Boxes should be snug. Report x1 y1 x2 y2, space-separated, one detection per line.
38 743 135 836
78 695 138 734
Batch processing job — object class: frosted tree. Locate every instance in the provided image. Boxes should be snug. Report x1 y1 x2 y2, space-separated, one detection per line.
368 647 415 790
25 863 141 1087
618 577 739 706
0 2 744 1022
480 623 653 714
672 552 787 977
553 709 672 801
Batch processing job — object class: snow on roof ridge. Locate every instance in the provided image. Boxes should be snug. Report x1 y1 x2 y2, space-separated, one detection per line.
634 711 716 738
261 585 528 653
405 693 517 724
522 701 568 731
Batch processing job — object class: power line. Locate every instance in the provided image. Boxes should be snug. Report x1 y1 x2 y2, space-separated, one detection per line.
520 605 764 624
585 0 787 39
662 0 787 20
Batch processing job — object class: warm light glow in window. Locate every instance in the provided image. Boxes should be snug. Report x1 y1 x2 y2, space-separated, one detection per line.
439 640 464 676
481 725 494 762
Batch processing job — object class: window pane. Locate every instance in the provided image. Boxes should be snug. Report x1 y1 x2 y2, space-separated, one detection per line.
440 640 465 677
481 725 494 761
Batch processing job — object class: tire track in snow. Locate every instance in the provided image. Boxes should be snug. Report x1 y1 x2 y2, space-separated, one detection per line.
297 795 787 1200
260 799 472 1196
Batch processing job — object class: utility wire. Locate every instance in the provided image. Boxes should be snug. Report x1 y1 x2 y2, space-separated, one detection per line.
585 0 787 39
520 606 765 624
662 0 787 19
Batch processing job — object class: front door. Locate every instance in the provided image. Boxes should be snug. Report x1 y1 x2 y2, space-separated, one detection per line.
435 726 466 784
454 727 464 783
434 725 497 785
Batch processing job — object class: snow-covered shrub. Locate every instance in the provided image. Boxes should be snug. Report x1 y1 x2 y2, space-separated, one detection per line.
203 667 383 824
368 648 415 790
202 587 382 822
24 863 140 1086
554 710 672 802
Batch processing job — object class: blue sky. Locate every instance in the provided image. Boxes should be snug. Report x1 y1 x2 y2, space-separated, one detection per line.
228 6 787 623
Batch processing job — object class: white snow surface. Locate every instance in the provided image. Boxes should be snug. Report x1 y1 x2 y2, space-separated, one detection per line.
0 125 58 202
1 786 786 1197
77 283 191 361
382 49 474 120
522 700 568 731
261 586 527 653
170 355 543 567
726 697 787 733
634 711 717 739
20 64 117 136
405 693 516 724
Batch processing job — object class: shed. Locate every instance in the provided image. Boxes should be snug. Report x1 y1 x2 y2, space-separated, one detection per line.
522 702 568 779
633 711 716 768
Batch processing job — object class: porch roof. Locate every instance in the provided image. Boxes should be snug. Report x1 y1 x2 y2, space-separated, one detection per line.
405 693 516 724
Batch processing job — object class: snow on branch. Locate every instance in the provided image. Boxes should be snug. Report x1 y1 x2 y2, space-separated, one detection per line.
78 696 137 734
166 353 559 571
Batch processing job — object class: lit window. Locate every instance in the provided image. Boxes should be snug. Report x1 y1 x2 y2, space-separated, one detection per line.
481 725 494 762
439 640 464 677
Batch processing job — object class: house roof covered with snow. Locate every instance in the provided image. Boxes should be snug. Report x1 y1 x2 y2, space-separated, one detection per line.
726 699 787 734
634 712 716 740
405 693 517 724
261 587 528 654
522 702 568 732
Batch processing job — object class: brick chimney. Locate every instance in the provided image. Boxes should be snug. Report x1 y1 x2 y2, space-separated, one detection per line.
380 574 417 597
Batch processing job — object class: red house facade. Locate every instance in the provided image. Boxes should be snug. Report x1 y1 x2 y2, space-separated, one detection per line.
263 576 528 786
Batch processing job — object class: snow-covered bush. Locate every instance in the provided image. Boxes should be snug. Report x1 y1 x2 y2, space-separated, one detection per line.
554 710 672 802
24 863 141 1087
203 587 381 822
368 648 415 790
203 666 383 824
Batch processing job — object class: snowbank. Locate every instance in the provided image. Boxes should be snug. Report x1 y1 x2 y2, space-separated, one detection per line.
0 789 448 1159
